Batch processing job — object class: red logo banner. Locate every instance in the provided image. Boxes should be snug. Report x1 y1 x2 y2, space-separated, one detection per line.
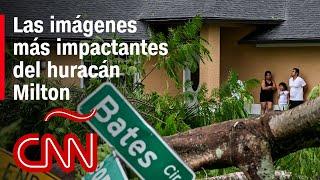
0 15 5 100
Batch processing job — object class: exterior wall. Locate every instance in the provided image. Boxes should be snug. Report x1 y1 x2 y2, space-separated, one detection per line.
200 24 221 92
220 26 320 103
143 57 182 95
143 24 221 95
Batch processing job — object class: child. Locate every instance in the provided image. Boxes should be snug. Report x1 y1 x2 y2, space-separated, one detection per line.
278 82 289 111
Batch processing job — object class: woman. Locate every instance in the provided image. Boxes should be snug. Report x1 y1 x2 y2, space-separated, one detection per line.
260 71 276 114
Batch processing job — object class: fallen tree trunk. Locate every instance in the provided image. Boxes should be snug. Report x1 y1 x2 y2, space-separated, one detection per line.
207 171 291 180
164 97 320 179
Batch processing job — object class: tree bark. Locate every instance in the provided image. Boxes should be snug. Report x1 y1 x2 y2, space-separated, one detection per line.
164 97 320 179
206 171 291 180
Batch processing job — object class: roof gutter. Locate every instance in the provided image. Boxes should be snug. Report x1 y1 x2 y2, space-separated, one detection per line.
256 43 320 47
140 17 285 25
239 38 320 46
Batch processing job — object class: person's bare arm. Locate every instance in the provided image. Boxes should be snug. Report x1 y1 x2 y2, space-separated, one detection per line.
303 85 307 92
261 80 269 90
276 93 280 104
289 86 292 101
302 78 307 93
272 81 277 90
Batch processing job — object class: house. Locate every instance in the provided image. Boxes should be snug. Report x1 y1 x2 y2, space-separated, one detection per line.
1 0 320 103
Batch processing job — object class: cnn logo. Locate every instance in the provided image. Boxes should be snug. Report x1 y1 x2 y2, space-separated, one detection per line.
13 133 98 173
0 14 5 100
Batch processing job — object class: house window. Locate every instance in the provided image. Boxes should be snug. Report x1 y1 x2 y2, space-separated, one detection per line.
184 64 200 92
82 60 92 88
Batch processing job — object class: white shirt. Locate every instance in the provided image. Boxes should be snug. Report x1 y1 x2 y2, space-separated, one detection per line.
279 90 289 104
289 76 306 101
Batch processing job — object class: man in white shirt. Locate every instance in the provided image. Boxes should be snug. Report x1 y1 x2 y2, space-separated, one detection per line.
289 68 307 109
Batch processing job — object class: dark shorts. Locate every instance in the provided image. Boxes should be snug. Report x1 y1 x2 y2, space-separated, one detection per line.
289 100 304 109
260 92 273 103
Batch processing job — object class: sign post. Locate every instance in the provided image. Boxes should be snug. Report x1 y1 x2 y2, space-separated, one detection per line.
83 152 128 180
78 82 195 180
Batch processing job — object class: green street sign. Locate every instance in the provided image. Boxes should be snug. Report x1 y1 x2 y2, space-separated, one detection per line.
78 82 195 180
83 152 127 180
